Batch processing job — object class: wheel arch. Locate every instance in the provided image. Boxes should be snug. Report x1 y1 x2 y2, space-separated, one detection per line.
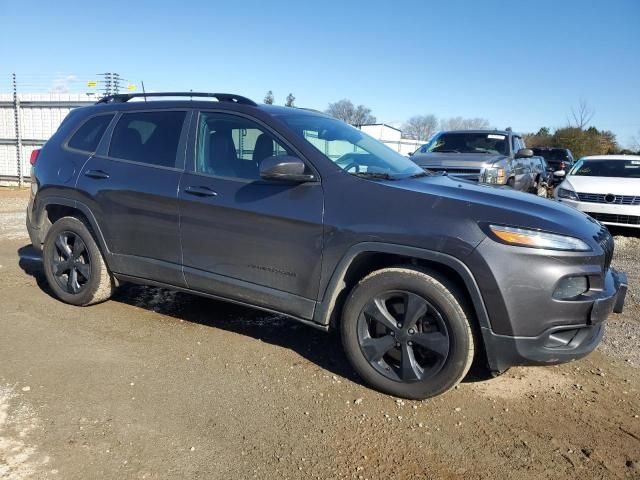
314 243 491 334
37 196 111 261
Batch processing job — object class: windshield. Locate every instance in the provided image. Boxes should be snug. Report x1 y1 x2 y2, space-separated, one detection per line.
570 159 640 178
274 113 425 179
421 132 509 155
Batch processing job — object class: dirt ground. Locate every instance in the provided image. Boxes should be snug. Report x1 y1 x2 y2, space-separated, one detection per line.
1 187 639 479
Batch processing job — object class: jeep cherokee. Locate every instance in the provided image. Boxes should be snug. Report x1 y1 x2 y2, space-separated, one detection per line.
26 92 628 399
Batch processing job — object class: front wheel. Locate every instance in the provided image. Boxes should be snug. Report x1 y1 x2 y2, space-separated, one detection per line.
42 216 114 306
341 268 475 399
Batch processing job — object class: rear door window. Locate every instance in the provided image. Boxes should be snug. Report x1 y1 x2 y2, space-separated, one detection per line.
109 111 186 168
67 114 114 152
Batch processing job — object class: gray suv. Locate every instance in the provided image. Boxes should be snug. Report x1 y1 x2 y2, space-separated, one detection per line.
26 92 627 399
410 130 539 192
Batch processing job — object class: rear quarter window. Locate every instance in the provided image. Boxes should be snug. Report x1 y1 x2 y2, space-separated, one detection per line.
67 114 114 152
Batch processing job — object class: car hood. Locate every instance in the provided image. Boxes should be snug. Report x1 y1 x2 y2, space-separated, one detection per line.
390 174 602 242
411 152 507 168
563 176 640 195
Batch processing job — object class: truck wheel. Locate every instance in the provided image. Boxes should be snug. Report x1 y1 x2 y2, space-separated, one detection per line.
341 267 475 399
42 216 114 306
506 177 515 189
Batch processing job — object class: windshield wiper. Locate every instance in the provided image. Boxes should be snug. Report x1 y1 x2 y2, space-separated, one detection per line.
352 171 397 180
432 149 460 153
408 171 431 178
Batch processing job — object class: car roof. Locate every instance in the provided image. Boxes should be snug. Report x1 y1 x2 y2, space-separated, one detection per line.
580 155 640 161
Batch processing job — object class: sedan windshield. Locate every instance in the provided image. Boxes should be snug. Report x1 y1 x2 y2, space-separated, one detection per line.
570 159 640 178
420 132 509 155
274 113 426 179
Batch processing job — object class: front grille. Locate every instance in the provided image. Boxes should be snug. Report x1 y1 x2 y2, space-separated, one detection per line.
425 168 481 182
426 168 481 175
594 226 615 272
588 212 640 226
577 192 640 205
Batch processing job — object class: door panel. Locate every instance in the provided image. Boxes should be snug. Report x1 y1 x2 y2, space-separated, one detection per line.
75 109 189 285
178 111 324 317
179 175 324 307
77 157 185 285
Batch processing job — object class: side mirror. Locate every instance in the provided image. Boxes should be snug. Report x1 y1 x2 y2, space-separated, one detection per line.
515 148 534 159
554 170 566 177
407 151 413 156
259 155 315 182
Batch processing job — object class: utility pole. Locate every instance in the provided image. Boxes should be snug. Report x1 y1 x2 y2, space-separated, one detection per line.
98 72 122 96
12 73 23 187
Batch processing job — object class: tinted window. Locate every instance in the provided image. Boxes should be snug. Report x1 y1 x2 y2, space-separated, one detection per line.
423 132 508 155
196 112 292 180
109 111 186 167
67 114 114 152
532 149 570 162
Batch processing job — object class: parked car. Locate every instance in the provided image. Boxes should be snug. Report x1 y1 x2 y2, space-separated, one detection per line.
531 147 575 185
410 130 537 192
555 155 640 229
27 92 627 399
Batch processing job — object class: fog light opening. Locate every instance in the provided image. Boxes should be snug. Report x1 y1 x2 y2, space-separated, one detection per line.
553 276 589 300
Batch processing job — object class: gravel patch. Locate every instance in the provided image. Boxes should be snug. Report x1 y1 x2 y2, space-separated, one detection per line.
601 232 640 366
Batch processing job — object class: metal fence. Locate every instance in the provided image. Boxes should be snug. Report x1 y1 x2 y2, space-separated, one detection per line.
0 92 95 185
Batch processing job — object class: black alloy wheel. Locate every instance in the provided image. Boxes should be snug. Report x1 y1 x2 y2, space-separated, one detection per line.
51 231 91 294
357 290 450 383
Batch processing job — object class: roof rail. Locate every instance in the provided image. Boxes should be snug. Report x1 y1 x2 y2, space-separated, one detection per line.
95 92 257 106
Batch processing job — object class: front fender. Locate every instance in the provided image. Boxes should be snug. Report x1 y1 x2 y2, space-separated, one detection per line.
313 242 491 333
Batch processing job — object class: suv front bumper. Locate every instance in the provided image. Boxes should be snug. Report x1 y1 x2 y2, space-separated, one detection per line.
482 268 627 373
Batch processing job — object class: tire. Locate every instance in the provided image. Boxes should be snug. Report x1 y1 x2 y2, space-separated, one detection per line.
42 216 114 306
341 267 475 399
506 177 515 189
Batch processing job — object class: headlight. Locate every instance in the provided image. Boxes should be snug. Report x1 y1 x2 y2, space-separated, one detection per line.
483 167 506 184
557 188 578 200
489 225 591 251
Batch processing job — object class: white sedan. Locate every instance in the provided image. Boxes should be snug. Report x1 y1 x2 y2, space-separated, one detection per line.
554 155 640 229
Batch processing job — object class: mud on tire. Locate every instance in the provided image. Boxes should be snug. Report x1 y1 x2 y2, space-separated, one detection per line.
42 216 114 306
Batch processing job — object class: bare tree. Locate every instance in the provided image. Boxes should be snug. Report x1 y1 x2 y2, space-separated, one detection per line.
439 116 490 131
568 98 595 129
285 93 295 107
325 99 377 125
263 90 274 104
402 115 438 141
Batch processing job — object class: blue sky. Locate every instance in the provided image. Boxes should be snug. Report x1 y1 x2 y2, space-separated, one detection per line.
2 0 639 145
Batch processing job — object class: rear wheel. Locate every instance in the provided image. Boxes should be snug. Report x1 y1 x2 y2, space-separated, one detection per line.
43 216 114 306
341 267 475 399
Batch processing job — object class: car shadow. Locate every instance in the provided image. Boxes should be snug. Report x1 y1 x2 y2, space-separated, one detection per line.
17 243 490 390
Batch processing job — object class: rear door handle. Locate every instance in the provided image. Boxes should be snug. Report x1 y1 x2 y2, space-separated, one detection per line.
184 186 218 197
84 169 110 179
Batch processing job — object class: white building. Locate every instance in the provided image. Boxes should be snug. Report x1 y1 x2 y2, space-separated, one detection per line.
360 124 425 156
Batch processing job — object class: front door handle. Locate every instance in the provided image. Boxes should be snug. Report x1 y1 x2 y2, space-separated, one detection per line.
84 169 110 179
184 186 218 197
